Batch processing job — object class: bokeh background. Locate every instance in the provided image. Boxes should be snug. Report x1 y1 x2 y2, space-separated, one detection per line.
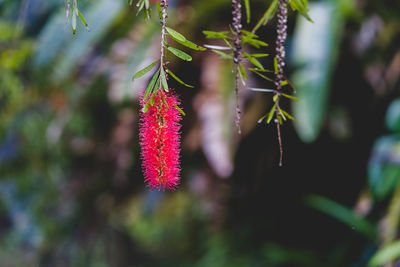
1 0 400 266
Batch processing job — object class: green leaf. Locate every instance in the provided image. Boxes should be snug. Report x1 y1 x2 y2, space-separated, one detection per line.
167 47 192 61
144 69 160 101
244 53 265 70
166 68 194 88
290 0 313 22
162 94 169 109
238 64 247 86
239 63 247 81
252 0 279 32
174 104 186 116
133 60 159 79
72 10 77 34
157 1 163 20
305 194 376 239
211 50 233 60
244 0 251 24
251 70 273 82
77 10 90 31
267 104 276 124
242 37 268 48
273 57 279 74
166 27 186 42
248 68 273 73
170 36 206 51
280 109 294 120
280 80 288 86
281 92 300 101
278 107 287 121
250 53 269 58
241 30 258 38
136 0 145 15
368 241 400 267
160 67 169 92
277 115 283 124
202 30 231 40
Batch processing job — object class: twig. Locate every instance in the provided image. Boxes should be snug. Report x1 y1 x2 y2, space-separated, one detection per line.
232 0 243 134
274 0 287 166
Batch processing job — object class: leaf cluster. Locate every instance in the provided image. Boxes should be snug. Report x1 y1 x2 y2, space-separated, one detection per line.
133 6 205 116
253 0 312 33
67 0 90 34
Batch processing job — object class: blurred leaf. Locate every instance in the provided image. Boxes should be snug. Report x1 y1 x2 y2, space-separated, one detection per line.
368 135 400 199
368 241 400 267
281 93 300 101
242 37 268 48
289 0 313 22
305 194 376 239
291 1 343 143
211 50 233 60
77 9 90 31
244 0 250 23
267 104 276 124
252 0 278 32
202 30 231 40
72 10 77 34
386 99 400 132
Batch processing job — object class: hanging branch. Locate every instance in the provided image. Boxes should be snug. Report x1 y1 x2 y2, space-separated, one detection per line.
65 0 89 34
273 0 288 166
133 0 205 190
232 0 243 134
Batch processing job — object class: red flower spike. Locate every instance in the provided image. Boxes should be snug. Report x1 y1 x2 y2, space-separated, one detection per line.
139 90 182 191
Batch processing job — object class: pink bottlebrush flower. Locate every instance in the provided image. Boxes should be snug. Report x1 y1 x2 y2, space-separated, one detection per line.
139 89 182 191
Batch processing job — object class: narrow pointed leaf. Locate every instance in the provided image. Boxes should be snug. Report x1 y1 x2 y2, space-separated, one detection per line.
77 10 90 31
144 69 160 100
72 11 77 34
166 68 194 88
244 0 251 23
160 67 169 92
167 47 192 61
281 92 300 101
267 104 276 124
211 50 233 60
239 63 247 80
174 104 186 116
166 27 186 42
133 60 159 79
171 36 206 51
252 0 279 32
